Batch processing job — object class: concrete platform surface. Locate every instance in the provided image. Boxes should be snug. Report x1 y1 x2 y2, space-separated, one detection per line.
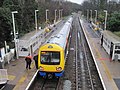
4 57 37 90
80 18 120 90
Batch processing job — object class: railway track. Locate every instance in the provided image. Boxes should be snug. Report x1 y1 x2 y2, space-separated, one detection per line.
28 75 60 90
27 14 103 90
40 78 59 90
70 15 103 90
76 17 95 89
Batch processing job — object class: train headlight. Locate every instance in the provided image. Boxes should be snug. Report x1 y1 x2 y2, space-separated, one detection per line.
56 67 62 71
39 66 44 71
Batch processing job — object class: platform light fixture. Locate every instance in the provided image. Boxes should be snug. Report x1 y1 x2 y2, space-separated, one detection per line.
11 11 18 59
104 10 107 31
46 9 49 23
90 10 92 22
87 9 89 21
59 10 61 20
54 9 57 23
94 10 97 23
61 9 63 19
35 10 39 33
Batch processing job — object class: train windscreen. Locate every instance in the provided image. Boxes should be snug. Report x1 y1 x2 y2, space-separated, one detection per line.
40 51 60 65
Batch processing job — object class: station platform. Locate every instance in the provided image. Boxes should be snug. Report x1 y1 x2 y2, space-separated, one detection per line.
4 56 37 90
80 18 120 90
2 19 68 90
3 29 40 90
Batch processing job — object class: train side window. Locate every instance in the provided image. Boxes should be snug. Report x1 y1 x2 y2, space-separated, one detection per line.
115 50 120 54
115 46 120 49
21 48 28 51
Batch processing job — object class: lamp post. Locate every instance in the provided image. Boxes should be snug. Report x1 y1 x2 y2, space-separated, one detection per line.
59 10 61 20
90 10 92 22
54 9 57 23
35 10 39 33
61 9 63 19
35 10 39 49
104 10 107 30
95 10 97 23
87 9 89 21
46 9 49 23
11 11 18 59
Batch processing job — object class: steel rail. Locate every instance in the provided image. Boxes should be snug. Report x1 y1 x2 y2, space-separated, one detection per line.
75 22 79 90
78 17 95 90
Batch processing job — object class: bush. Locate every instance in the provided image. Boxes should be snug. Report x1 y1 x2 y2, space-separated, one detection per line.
108 12 120 32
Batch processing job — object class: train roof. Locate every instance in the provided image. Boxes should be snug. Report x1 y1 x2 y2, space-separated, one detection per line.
46 17 73 49
101 30 120 43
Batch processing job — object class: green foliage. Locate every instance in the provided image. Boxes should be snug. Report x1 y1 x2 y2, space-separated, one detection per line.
0 0 80 48
98 11 105 23
0 7 12 48
20 0 37 33
0 0 38 48
0 0 4 7
99 0 107 10
3 0 14 7
108 12 120 32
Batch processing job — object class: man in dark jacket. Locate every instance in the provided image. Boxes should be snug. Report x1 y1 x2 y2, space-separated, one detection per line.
25 55 32 69
33 54 38 69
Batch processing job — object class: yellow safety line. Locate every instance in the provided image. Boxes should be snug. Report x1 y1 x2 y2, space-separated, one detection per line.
91 41 101 58
88 32 113 80
31 62 35 68
100 61 112 79
8 75 16 80
83 24 118 90
13 73 27 90
88 36 112 80
13 62 35 90
84 24 112 79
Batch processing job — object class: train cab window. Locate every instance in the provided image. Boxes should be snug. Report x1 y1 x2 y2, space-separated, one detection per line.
41 51 60 65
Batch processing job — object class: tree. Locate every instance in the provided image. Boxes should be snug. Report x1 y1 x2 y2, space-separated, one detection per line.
0 7 12 48
108 12 120 32
17 0 38 34
0 0 81 47
0 0 5 7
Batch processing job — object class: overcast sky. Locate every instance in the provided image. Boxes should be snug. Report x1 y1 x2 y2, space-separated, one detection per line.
67 0 84 4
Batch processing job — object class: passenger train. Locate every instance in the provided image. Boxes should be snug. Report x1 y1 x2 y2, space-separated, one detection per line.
38 17 73 78
100 30 120 60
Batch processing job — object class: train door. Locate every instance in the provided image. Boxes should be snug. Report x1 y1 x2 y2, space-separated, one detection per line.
101 35 103 46
110 42 114 58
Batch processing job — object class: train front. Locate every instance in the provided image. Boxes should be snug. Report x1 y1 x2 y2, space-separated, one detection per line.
38 44 65 78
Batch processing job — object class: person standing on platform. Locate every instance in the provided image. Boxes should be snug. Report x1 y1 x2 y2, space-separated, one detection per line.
25 54 32 69
33 53 38 69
